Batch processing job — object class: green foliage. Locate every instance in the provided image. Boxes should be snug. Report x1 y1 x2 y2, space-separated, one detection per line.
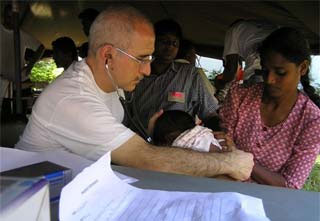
30 59 57 83
208 70 220 80
303 155 320 192
207 69 221 81
313 83 320 96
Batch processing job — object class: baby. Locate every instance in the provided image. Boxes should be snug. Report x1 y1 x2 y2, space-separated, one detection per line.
153 110 229 152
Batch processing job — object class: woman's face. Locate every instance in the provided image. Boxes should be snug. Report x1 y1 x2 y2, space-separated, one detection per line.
261 51 308 98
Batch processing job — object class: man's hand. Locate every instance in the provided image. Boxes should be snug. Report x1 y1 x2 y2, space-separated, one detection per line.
147 109 163 135
225 149 254 181
209 131 253 180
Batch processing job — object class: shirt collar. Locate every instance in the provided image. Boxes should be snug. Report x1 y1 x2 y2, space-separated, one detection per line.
171 61 179 72
149 61 178 77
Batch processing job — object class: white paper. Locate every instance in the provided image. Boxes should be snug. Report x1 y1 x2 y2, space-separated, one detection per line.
59 152 270 221
114 171 138 184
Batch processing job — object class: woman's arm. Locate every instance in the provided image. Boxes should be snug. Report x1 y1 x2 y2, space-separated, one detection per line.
219 82 249 137
251 162 286 187
252 106 320 189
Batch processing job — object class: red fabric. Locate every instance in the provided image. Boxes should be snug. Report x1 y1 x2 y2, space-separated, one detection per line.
220 83 320 189
170 92 184 98
236 69 244 81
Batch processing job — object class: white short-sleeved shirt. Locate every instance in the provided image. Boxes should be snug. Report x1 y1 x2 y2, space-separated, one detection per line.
223 20 276 79
16 60 135 161
1 24 41 81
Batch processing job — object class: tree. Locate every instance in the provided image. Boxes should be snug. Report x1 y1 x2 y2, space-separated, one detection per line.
314 83 320 96
30 59 58 83
206 69 222 83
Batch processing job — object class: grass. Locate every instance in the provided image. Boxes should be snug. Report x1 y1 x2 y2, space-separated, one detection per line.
303 155 320 192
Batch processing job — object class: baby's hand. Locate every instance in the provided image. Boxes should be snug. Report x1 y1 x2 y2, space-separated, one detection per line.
209 131 235 152
209 143 231 152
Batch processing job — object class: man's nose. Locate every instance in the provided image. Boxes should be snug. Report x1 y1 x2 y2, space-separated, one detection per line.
140 63 151 77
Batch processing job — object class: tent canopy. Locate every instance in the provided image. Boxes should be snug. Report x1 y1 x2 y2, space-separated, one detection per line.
11 1 320 58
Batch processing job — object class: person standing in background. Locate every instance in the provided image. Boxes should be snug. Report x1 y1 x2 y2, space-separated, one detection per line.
1 3 44 117
215 19 278 102
52 37 78 70
78 8 99 58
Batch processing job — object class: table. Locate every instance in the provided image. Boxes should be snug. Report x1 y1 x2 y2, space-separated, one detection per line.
112 165 320 221
1 147 319 221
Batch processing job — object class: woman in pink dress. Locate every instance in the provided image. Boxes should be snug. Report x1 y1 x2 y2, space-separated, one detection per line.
220 27 320 189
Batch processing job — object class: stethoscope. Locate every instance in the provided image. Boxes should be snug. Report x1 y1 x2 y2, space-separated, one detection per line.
105 64 153 144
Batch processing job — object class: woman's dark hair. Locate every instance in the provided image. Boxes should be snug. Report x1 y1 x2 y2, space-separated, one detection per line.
259 27 320 107
153 110 195 146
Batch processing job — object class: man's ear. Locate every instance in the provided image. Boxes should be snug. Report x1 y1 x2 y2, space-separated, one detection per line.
299 60 309 76
99 44 113 64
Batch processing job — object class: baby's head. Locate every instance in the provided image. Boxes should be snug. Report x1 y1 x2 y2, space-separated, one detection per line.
153 110 195 146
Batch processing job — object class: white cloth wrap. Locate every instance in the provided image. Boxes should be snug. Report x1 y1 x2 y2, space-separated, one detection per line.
172 125 221 152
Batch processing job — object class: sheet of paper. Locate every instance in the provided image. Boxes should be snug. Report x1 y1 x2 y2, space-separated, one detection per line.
114 171 138 184
59 152 270 221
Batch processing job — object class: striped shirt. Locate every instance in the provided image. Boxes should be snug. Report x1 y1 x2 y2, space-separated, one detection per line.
125 62 219 131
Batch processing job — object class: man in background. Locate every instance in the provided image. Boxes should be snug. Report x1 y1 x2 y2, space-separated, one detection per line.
126 19 219 133
78 8 99 58
52 37 78 70
1 3 44 118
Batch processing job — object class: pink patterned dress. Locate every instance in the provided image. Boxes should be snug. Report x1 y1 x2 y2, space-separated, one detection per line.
220 83 320 189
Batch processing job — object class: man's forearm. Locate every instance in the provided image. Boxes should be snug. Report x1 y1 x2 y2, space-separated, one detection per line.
221 54 239 82
111 135 253 181
134 145 230 177
251 163 286 187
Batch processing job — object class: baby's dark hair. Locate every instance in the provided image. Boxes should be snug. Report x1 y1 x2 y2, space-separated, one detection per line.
202 115 221 131
153 110 195 146
259 27 320 107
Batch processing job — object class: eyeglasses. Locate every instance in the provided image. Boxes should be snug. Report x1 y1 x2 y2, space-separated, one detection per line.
157 39 179 48
115 47 154 65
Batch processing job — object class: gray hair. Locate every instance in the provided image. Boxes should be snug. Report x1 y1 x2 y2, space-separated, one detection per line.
88 5 153 56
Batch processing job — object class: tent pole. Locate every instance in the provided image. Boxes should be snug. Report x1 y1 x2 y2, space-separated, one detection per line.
12 0 22 115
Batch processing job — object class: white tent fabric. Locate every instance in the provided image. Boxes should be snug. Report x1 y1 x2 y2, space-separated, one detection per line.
17 1 319 58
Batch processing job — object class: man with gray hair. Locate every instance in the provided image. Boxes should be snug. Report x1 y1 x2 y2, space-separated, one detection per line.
16 5 253 181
